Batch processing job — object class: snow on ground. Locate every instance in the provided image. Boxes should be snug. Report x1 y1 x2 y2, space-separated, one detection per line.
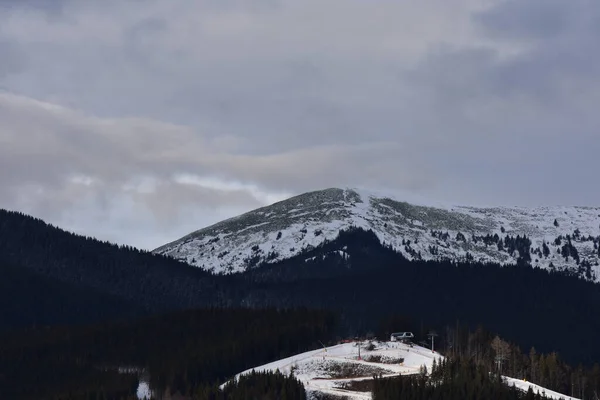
113 365 152 399
223 340 580 400
504 376 578 400
136 380 152 400
223 340 441 399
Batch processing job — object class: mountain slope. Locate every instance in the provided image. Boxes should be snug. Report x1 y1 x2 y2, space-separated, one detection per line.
0 209 227 327
154 188 600 280
0 258 142 329
226 228 600 365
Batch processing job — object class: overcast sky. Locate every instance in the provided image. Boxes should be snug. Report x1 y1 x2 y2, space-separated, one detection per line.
1 0 599 249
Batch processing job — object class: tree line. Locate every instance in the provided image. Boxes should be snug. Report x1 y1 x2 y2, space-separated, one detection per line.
373 357 555 400
434 323 600 399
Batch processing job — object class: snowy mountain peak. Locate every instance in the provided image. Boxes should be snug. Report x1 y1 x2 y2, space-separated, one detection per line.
153 188 600 280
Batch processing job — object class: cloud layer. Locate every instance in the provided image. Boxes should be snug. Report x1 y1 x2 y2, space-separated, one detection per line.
1 0 599 248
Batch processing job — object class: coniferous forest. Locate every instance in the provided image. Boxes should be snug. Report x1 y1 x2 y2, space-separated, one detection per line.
373 357 551 400
409 324 600 400
219 370 306 400
0 308 333 399
2 209 600 398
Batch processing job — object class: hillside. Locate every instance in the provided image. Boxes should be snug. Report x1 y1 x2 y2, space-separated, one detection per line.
0 209 226 328
3 207 600 369
0 259 142 329
224 340 577 400
225 228 600 365
224 340 441 400
154 188 600 280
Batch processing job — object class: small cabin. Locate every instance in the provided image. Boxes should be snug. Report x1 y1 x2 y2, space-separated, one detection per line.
390 332 414 342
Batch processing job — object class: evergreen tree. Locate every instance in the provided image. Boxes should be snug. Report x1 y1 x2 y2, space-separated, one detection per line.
542 242 550 258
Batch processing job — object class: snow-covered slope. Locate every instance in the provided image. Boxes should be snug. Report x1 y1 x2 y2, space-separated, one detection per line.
222 340 577 400
154 188 600 280
504 377 578 400
223 340 441 400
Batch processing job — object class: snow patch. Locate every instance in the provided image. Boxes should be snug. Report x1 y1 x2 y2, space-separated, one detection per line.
504 376 578 400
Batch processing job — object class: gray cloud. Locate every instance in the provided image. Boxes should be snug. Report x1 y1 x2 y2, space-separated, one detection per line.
0 40 25 78
0 92 429 247
1 0 599 248
474 0 575 40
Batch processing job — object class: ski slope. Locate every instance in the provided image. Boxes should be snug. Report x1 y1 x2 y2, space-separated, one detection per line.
223 340 579 400
223 340 441 399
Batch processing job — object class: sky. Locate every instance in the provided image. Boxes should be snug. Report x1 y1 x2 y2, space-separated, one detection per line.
1 0 599 249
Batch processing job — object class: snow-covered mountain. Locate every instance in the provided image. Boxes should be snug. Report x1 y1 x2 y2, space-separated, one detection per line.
153 188 600 281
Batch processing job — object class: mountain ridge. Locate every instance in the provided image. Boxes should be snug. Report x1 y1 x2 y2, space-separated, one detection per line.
154 187 600 280
0 208 225 326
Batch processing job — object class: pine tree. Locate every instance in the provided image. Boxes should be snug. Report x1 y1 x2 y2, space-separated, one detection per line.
542 242 550 258
530 348 538 383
